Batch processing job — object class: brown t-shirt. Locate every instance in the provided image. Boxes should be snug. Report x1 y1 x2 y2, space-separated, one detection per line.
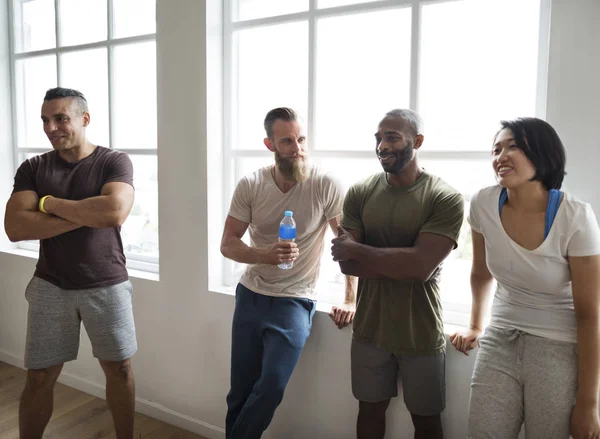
12 146 134 290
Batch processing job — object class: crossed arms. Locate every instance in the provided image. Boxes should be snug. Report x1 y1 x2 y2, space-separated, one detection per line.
4 182 134 242
332 226 456 282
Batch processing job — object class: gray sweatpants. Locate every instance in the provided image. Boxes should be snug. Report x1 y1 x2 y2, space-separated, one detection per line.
468 326 577 439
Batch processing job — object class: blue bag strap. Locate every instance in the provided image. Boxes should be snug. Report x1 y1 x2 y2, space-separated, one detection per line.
498 187 508 214
545 189 562 239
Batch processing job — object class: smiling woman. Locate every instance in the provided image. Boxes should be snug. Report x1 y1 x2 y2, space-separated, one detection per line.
492 118 566 191
450 117 600 438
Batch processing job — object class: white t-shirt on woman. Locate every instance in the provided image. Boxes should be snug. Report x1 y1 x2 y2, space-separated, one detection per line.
468 185 600 343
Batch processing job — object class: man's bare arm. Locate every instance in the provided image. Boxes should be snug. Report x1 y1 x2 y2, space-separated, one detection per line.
335 227 384 279
43 182 134 228
346 232 455 282
328 217 358 302
220 215 298 266
4 190 81 242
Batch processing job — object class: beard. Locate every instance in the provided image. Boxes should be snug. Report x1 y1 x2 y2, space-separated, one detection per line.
377 141 414 174
275 150 310 183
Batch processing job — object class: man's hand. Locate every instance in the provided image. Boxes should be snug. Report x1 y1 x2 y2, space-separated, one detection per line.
571 403 600 439
329 302 356 329
38 182 134 228
260 241 299 266
331 226 358 262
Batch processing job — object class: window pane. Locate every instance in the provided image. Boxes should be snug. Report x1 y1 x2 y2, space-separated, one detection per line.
13 0 56 53
419 0 541 151
318 0 381 9
234 22 308 150
419 159 497 306
112 0 156 39
113 42 157 149
121 155 159 261
59 0 107 46
313 156 382 192
312 156 384 305
60 49 109 148
15 55 57 149
234 156 274 183
234 0 308 21
315 9 412 151
420 159 497 199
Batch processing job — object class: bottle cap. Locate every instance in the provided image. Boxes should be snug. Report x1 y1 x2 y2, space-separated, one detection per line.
285 211 293 217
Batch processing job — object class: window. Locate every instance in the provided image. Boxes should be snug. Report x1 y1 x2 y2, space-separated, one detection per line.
8 0 158 273
220 0 550 314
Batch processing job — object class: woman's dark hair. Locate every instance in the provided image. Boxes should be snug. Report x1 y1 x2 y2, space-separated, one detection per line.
494 117 566 190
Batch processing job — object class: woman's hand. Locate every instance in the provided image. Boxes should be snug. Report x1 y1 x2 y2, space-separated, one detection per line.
571 403 600 439
449 327 482 356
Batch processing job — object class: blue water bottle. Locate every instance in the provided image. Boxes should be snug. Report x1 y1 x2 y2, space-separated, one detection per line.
278 211 296 270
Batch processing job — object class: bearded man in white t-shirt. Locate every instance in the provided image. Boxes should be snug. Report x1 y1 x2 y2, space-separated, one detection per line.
220 107 357 439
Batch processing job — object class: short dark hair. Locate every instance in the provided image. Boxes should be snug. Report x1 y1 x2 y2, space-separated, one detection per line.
495 117 566 190
44 87 88 114
384 109 424 136
264 107 298 139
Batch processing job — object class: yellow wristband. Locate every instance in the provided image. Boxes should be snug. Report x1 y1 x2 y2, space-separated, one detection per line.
39 195 54 214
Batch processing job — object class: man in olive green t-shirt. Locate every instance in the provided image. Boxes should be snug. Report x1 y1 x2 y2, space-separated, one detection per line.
331 109 464 439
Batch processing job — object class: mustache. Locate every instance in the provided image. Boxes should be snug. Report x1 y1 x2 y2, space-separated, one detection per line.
377 151 396 158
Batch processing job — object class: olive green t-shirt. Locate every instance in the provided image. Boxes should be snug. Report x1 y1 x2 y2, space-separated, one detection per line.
341 171 464 355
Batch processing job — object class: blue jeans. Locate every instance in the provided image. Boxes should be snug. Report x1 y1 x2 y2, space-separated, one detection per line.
226 283 316 439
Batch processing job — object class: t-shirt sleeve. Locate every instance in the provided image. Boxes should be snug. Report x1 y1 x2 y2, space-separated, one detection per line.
105 152 134 188
567 203 600 257
12 158 38 195
420 190 465 248
228 176 253 224
467 190 483 233
321 174 344 221
341 184 363 234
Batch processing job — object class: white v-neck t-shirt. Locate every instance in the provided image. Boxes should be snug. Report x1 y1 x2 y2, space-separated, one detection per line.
468 185 600 342
228 165 344 299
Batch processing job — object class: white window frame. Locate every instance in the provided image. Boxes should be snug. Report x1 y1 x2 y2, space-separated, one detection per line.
222 0 552 319
7 0 158 273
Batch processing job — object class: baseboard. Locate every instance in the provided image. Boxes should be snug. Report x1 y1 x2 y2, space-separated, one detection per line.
0 349 225 439
0 349 24 368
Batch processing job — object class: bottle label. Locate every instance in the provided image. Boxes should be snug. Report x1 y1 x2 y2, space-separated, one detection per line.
279 224 296 240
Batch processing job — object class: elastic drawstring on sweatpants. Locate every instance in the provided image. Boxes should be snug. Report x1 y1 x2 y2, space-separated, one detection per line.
506 328 525 362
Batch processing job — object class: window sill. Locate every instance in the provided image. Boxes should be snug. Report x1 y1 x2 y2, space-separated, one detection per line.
0 247 160 282
209 284 470 334
128 268 160 282
0 247 38 260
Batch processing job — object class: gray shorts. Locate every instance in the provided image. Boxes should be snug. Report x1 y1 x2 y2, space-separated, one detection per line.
351 338 446 416
24 276 137 370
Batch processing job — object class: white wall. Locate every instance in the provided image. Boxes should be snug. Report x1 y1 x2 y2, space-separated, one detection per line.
0 0 598 438
546 0 600 213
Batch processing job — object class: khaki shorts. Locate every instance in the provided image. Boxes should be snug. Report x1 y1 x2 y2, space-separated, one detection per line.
24 276 137 369
351 338 446 416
